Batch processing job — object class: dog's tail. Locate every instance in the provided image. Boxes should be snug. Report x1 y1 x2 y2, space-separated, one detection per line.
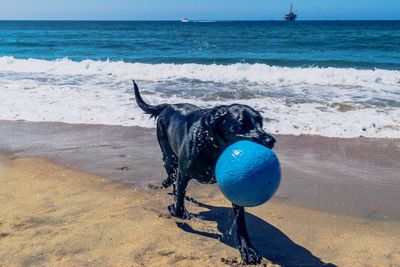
132 80 168 119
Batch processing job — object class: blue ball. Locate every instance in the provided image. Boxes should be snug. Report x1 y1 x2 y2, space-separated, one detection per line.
215 140 281 207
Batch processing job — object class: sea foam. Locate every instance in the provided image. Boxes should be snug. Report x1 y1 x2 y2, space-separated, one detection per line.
0 56 399 138
1 56 399 86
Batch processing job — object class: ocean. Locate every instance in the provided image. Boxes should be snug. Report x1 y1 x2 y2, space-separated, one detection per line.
0 21 399 138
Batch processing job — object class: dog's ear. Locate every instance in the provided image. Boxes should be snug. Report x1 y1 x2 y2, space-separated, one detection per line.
206 106 228 129
203 106 229 149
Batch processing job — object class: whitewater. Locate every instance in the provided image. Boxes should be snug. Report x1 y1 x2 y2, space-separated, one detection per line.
0 56 399 138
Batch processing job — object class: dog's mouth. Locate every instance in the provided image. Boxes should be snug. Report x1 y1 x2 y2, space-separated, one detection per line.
227 133 276 149
248 136 276 149
264 140 276 149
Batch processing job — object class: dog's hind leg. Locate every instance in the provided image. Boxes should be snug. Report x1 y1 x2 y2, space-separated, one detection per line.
232 204 262 264
156 121 178 189
168 172 193 219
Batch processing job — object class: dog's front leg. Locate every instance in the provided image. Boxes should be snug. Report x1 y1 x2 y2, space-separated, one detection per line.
168 172 192 219
232 204 262 264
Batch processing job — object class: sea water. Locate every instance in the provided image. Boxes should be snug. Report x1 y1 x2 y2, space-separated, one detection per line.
0 21 399 137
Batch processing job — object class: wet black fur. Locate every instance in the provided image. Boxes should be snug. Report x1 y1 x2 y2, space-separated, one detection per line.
133 81 276 264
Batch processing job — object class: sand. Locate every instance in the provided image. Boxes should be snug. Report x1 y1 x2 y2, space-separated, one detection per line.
1 120 399 220
1 156 400 267
1 120 400 266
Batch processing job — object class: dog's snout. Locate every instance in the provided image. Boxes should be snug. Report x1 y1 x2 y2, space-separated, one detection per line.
265 136 276 149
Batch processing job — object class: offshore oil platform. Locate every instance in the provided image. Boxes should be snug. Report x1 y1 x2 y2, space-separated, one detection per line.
284 4 297 21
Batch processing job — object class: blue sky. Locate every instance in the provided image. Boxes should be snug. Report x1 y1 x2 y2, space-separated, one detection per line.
1 0 399 20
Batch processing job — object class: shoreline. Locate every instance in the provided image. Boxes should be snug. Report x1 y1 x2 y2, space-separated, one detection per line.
1 119 399 220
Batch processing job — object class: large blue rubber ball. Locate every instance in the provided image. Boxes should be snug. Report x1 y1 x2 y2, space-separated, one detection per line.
215 140 281 207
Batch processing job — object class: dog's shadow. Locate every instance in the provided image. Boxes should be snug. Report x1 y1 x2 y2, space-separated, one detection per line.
177 201 336 266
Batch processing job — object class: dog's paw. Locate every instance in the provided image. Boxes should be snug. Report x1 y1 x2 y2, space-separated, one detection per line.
168 204 181 217
240 246 262 265
167 204 193 220
162 177 173 188
181 209 195 220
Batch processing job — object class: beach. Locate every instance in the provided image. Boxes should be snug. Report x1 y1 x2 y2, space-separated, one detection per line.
1 120 400 266
1 20 400 266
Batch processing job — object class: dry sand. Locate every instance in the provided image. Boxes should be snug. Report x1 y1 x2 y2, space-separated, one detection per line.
1 156 399 267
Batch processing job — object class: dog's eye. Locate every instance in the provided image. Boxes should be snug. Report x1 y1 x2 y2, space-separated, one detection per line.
241 119 252 130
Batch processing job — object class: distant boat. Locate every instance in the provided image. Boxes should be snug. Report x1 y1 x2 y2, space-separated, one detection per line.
180 17 191 23
284 4 297 21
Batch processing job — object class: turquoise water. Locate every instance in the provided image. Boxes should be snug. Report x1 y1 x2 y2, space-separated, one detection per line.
1 20 400 69
0 21 399 137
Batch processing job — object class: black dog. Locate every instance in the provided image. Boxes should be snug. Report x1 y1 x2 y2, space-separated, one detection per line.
133 81 276 264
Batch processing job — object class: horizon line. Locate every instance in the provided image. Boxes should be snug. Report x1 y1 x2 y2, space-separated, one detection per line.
0 19 399 22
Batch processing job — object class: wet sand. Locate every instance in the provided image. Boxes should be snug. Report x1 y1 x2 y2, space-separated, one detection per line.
0 120 399 220
1 156 400 266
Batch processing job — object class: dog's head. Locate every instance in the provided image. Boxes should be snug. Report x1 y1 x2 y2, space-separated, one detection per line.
210 104 276 149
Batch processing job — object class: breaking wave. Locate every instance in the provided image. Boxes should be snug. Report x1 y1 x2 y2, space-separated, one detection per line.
0 56 399 138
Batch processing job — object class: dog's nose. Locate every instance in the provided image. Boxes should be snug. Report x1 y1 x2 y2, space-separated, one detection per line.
265 136 276 149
